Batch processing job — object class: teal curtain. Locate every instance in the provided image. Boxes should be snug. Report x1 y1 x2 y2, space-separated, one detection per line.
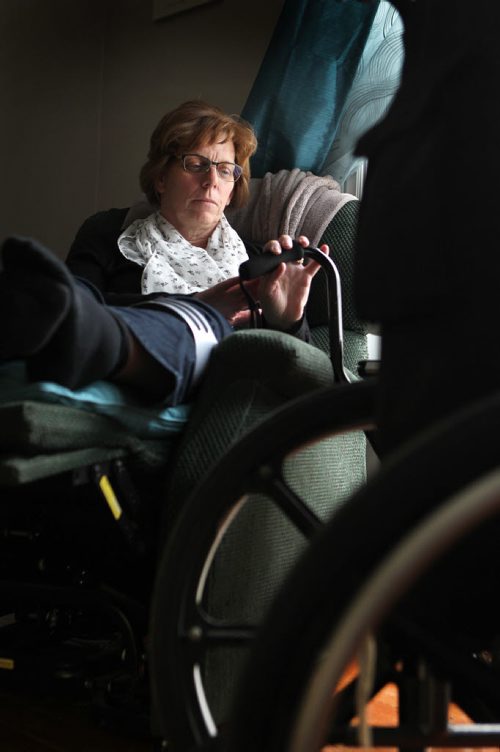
323 2 404 188
241 0 381 177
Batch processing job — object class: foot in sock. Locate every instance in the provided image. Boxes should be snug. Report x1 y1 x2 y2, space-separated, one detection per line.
0 236 72 359
0 236 129 389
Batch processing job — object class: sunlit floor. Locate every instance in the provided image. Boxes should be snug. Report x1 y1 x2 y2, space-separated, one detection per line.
323 662 497 752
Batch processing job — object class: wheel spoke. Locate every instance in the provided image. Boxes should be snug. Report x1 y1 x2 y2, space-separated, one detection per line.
251 461 323 538
180 619 257 647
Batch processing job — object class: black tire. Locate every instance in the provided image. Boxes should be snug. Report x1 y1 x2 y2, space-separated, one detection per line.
290 466 500 751
148 379 377 750
224 390 500 752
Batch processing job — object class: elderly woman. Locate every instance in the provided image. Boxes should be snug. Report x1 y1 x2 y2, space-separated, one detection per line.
0 101 327 405
67 100 326 329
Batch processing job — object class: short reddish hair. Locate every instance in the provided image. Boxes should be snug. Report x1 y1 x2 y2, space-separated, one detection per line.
139 100 257 208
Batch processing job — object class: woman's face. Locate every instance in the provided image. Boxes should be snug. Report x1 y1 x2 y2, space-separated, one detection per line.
155 138 236 244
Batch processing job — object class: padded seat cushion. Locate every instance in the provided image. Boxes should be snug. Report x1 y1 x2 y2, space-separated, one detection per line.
0 398 177 484
0 362 191 439
0 444 131 485
0 362 189 484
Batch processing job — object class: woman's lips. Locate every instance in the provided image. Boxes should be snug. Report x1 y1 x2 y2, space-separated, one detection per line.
193 198 217 205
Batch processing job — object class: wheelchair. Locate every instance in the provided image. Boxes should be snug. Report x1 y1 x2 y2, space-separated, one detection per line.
0 199 370 746
149 363 500 751
222 385 500 751
142 242 500 750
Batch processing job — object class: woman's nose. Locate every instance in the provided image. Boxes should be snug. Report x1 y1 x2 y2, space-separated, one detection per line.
202 165 219 187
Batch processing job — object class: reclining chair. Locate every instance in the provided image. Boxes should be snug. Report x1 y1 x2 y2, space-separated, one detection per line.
0 180 369 744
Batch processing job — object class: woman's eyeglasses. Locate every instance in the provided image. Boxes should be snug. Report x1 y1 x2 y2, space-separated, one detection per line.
179 154 242 182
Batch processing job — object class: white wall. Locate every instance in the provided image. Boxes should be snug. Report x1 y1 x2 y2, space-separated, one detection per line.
0 0 284 256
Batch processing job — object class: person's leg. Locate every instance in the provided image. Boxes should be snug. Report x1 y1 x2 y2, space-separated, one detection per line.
0 236 230 403
0 236 131 388
112 334 177 402
110 298 233 405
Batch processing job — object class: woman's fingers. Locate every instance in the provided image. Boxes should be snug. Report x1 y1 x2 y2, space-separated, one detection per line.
263 234 296 255
303 243 330 277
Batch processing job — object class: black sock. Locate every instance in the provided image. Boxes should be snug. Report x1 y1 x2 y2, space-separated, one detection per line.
0 236 130 389
0 237 71 357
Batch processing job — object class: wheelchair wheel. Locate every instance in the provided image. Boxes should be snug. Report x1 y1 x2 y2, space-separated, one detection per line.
224 389 500 752
289 465 500 752
148 379 377 751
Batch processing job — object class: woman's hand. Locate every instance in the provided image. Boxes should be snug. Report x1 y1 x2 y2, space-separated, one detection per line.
193 276 259 327
258 235 329 330
193 235 328 330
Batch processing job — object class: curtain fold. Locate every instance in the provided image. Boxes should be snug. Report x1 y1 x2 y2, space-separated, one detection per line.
322 1 403 188
241 0 381 177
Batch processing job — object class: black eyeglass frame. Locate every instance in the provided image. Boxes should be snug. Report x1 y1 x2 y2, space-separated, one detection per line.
178 153 243 182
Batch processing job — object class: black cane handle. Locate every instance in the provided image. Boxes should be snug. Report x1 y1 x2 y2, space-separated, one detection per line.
239 241 306 280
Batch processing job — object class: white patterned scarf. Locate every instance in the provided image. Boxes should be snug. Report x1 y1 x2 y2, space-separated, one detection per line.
117 211 248 294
